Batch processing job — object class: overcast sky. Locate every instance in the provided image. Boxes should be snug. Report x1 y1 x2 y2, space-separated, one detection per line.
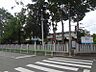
0 0 96 34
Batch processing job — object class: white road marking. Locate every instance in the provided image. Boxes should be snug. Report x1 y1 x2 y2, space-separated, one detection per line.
48 58 93 65
43 60 92 68
15 55 35 59
52 57 93 63
83 69 90 72
27 64 64 72
35 61 79 71
14 67 34 72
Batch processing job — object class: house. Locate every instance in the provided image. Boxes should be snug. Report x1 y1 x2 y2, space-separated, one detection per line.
47 31 77 44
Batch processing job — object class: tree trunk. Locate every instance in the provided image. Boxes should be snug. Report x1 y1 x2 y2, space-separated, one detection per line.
52 22 56 44
18 29 21 44
61 18 65 44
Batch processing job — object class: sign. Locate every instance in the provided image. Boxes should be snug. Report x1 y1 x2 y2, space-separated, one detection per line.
81 36 93 43
72 41 76 49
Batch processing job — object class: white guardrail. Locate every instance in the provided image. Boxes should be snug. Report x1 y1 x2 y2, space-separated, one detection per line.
75 44 96 53
0 43 96 56
0 44 69 56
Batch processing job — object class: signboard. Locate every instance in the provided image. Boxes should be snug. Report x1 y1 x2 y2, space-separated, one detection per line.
72 41 76 49
81 36 93 43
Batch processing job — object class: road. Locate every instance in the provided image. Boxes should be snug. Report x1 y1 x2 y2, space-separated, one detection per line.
0 51 95 72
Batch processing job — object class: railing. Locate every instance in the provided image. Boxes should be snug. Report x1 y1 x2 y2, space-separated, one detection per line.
75 44 96 53
0 43 96 56
0 44 69 56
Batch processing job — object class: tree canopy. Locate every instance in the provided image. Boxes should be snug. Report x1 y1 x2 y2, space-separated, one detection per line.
0 0 96 44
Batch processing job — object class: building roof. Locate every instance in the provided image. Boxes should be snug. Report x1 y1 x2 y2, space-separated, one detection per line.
48 31 76 35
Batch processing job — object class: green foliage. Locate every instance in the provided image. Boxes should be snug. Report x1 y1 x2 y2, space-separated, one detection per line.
2 18 18 43
92 34 96 43
48 0 96 22
26 1 50 39
0 8 13 43
0 0 96 44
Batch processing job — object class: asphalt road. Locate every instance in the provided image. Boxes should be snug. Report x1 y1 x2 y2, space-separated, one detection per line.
0 51 95 72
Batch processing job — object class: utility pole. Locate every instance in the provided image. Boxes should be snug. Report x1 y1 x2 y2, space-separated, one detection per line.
68 2 72 57
76 14 79 32
61 19 65 44
76 14 80 43
59 6 65 44
60 5 65 44
52 22 57 44
41 9 44 49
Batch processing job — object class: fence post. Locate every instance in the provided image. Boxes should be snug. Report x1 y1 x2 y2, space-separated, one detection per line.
44 44 46 56
52 43 55 56
10 44 12 52
20 44 22 53
5 44 7 52
90 44 93 53
15 44 18 53
14 44 16 53
1 45 2 51
27 44 29 54
51 44 53 56
75 43 78 54
34 41 36 55
66 43 69 53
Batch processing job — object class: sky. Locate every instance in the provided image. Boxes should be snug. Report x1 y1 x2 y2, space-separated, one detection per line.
56 11 96 34
0 0 96 34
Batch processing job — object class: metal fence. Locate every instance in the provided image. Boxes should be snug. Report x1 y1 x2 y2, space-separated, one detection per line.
0 43 96 56
75 44 96 53
0 44 69 56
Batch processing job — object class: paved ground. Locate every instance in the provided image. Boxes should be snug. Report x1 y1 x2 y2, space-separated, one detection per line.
0 51 96 72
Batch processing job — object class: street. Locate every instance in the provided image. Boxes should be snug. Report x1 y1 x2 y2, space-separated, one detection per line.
0 51 95 72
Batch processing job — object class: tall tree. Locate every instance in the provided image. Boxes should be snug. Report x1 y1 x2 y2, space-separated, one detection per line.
15 8 26 44
48 0 96 44
0 8 13 43
25 0 50 40
1 0 96 44
92 34 96 44
2 17 18 43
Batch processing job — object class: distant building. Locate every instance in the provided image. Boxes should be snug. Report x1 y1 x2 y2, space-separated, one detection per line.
47 31 77 44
